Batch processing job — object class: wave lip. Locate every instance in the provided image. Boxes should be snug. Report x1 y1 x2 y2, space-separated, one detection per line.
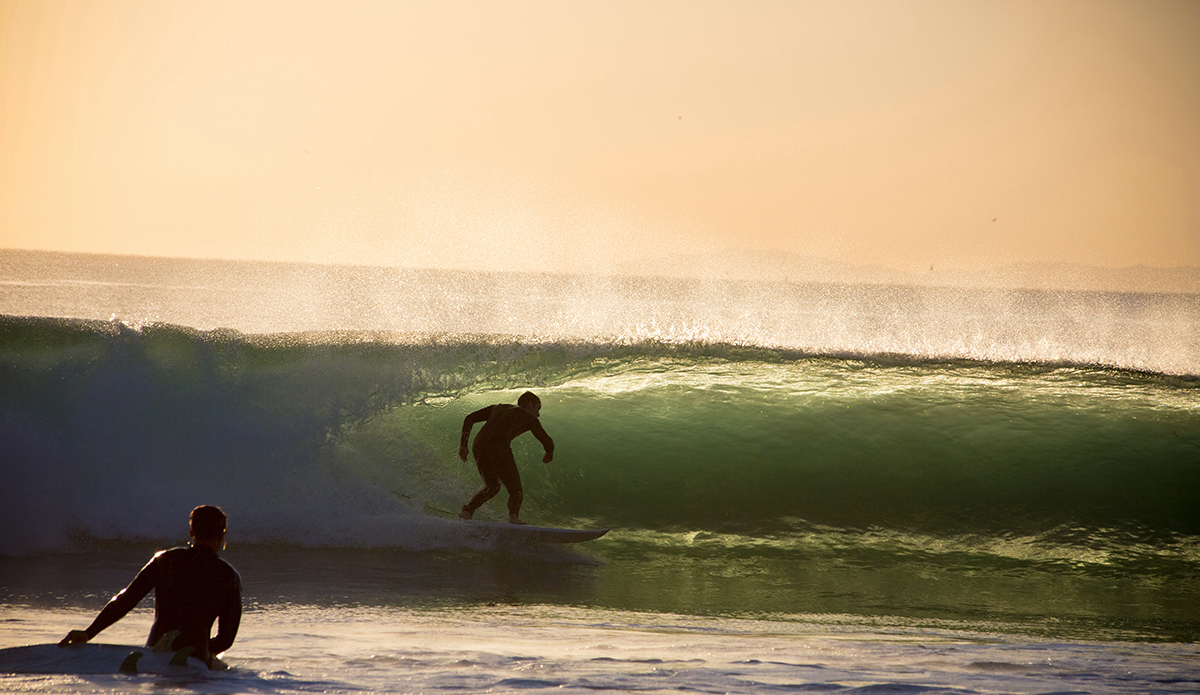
2 250 1198 375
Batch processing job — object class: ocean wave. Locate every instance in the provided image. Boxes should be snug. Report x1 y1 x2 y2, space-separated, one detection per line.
1 315 1197 558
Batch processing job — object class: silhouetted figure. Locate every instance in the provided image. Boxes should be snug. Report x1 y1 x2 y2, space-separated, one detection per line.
59 505 242 668
457 391 554 524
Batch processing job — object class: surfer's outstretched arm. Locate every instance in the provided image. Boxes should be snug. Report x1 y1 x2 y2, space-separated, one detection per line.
59 557 157 646
530 420 554 463
458 405 495 460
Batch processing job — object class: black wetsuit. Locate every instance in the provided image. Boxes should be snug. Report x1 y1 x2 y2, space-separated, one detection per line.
84 544 241 666
460 403 554 516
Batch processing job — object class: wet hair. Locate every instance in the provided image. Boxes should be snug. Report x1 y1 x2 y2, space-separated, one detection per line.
517 391 540 410
190 505 227 541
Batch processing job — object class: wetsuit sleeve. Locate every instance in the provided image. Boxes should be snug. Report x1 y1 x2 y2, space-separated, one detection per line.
529 416 554 457
209 571 242 656
84 554 160 639
460 406 495 448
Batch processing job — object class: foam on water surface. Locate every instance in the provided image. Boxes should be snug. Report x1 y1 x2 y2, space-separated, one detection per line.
3 604 1198 694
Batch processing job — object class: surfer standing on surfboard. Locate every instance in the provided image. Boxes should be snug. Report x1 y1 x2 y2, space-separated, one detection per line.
58 505 242 667
457 391 554 525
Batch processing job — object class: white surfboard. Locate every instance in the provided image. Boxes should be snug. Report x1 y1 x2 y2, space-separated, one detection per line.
0 642 222 675
463 520 609 543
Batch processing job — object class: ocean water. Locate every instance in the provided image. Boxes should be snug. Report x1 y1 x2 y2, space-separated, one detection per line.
1 250 1198 693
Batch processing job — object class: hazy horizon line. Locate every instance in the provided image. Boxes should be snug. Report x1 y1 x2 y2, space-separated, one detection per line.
2 246 1198 296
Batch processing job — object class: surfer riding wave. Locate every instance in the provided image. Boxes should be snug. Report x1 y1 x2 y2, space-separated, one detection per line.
457 391 554 524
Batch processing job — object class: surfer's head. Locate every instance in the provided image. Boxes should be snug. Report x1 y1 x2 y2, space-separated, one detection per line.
518 391 541 416
190 505 227 544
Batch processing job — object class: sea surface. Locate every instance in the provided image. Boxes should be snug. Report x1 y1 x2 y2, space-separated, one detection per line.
1 249 1198 693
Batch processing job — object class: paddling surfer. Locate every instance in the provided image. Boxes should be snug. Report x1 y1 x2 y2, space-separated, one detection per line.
457 391 554 524
58 505 242 668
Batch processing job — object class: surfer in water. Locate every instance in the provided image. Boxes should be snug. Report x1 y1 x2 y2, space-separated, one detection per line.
457 390 554 524
58 505 242 668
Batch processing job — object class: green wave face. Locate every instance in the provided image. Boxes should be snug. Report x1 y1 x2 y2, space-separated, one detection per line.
375 355 1200 537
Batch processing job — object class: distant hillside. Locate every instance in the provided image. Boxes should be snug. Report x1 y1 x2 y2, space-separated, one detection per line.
616 250 911 286
4 247 1197 295
618 250 1200 295
934 263 1200 295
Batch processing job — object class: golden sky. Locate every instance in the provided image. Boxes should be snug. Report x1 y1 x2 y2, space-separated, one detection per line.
2 0 1198 276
